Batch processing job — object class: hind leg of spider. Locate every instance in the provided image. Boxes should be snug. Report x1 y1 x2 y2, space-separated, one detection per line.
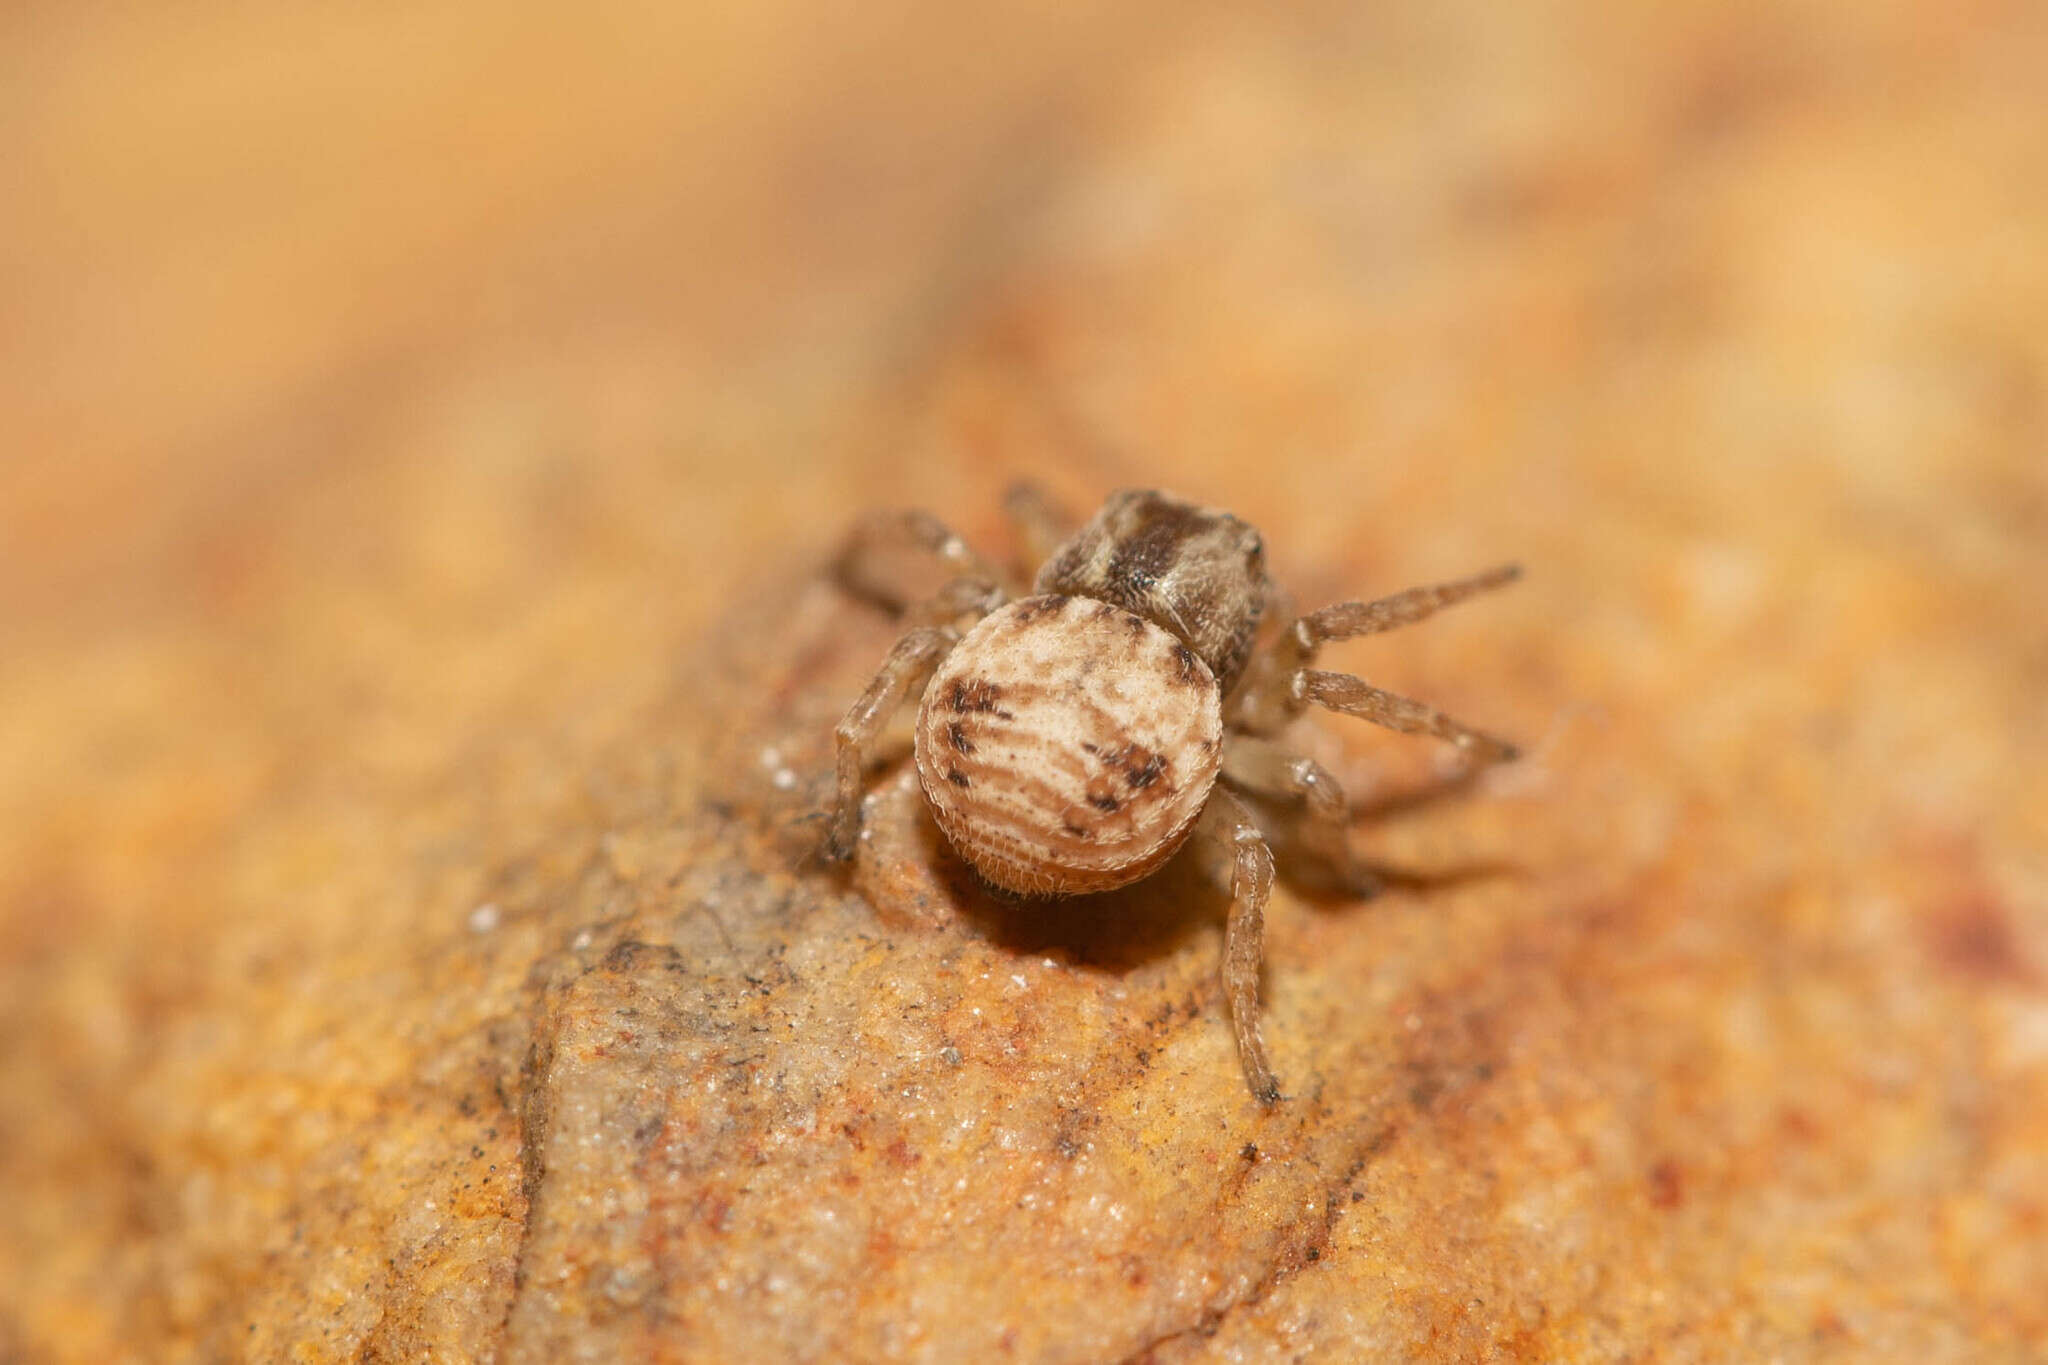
1220 735 1381 897
835 508 1002 616
1002 479 1079 580
1234 564 1521 734
1192 789 1282 1105
823 626 958 864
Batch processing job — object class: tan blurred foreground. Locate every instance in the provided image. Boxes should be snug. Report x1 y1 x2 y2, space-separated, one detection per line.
3 1 2045 1360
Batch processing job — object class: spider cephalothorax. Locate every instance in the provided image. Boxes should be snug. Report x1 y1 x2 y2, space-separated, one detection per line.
822 485 1520 1104
1033 488 1271 694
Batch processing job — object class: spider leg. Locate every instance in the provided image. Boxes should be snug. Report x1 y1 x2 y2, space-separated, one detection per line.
1292 563 1522 649
901 574 1006 628
1297 670 1519 764
1001 479 1079 582
1220 735 1380 897
835 508 1002 615
1233 563 1520 735
1194 789 1282 1105
823 626 959 863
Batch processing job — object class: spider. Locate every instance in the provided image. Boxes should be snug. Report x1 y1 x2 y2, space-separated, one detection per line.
821 485 1520 1104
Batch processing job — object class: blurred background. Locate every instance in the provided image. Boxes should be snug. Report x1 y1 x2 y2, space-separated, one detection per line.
3 0 2045 1358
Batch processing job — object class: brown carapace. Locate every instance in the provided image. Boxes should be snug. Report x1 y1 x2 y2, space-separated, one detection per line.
823 486 1520 1104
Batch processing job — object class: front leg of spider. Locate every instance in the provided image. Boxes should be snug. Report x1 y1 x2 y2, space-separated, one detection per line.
1235 563 1523 762
1297 671 1519 762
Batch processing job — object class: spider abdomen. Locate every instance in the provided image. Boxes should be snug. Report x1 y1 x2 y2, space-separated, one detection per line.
913 595 1223 896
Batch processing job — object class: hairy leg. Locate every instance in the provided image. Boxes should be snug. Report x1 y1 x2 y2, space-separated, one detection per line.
1002 480 1078 581
1288 563 1521 651
824 626 957 863
902 574 1006 628
1233 562 1520 741
836 508 1001 614
1195 789 1281 1105
1221 735 1378 896
1297 671 1519 763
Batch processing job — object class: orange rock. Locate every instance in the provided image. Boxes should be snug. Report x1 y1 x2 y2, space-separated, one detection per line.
3 0 2045 1360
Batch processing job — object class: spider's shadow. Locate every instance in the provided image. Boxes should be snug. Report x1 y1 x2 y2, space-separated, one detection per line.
922 819 1221 975
1243 765 1526 909
927 767 1519 973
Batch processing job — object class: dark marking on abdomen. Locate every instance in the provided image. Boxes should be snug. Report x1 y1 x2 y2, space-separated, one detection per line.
1100 742 1167 790
1013 595 1070 623
950 678 1006 715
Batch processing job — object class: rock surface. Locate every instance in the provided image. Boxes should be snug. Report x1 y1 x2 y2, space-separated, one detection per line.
3 0 2045 1360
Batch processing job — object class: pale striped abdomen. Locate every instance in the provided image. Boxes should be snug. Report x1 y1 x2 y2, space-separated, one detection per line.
914 595 1223 896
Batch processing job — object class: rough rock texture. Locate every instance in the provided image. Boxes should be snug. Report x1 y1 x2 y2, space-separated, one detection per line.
3 0 2045 1361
